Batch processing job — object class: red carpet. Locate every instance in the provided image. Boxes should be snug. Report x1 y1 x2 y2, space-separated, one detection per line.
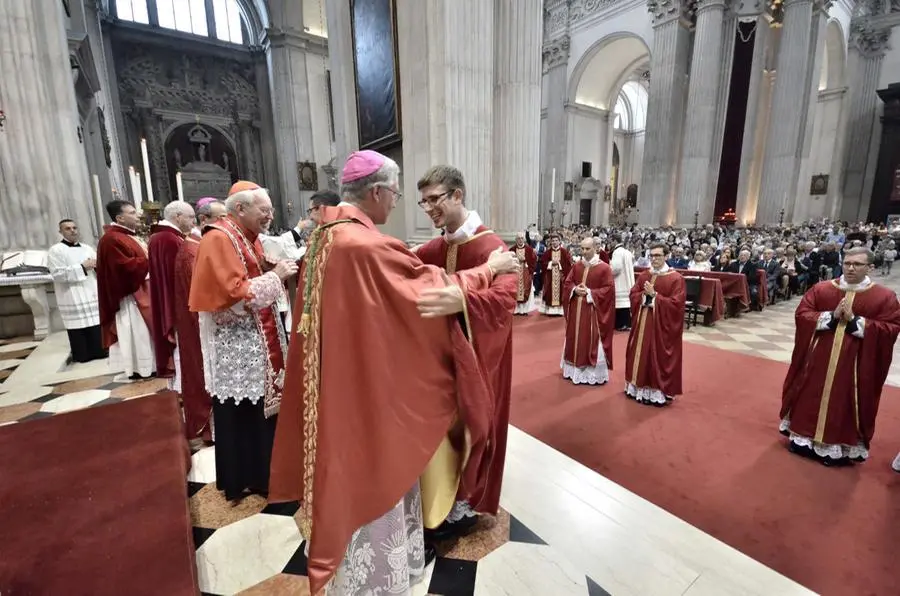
0 394 197 596
510 314 900 596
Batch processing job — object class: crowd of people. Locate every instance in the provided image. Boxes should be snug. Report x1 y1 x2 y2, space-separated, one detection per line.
41 152 900 594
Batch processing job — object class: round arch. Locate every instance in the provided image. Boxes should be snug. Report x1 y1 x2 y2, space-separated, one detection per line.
235 0 269 44
819 19 846 91
567 32 651 109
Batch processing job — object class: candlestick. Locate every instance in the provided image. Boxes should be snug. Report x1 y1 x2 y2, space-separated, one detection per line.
140 138 154 203
176 171 185 202
550 168 556 204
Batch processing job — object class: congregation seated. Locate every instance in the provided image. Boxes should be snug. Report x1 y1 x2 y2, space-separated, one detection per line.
667 247 690 270
759 248 781 304
728 249 760 306
687 250 711 272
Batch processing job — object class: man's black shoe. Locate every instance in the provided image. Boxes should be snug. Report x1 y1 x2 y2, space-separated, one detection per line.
424 514 479 541
424 543 437 566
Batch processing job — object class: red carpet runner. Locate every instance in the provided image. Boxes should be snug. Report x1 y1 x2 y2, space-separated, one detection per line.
0 394 197 595
510 314 900 596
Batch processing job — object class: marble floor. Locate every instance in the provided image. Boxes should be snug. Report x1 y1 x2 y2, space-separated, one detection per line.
6 274 897 594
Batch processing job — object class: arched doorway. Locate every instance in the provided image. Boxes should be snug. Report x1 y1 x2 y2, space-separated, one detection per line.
165 123 239 203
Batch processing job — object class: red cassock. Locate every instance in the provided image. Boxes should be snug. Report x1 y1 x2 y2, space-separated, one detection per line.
780 280 900 451
96 225 152 349
625 270 686 398
509 243 536 303
148 224 185 378
598 249 610 264
562 259 615 370
417 226 517 515
173 237 212 442
540 247 572 308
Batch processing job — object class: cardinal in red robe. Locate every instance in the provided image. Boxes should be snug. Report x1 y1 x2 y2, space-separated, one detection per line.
414 164 517 538
148 202 194 379
780 248 900 466
624 244 686 406
539 232 572 315
562 238 615 385
268 151 519 595
510 231 537 315
96 200 154 378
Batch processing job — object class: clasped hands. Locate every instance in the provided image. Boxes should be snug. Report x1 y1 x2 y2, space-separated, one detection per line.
417 248 519 318
832 298 854 323
574 285 588 297
642 281 656 298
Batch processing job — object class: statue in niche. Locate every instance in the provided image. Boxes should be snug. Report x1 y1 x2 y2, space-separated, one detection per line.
222 153 230 171
174 148 183 169
198 144 207 162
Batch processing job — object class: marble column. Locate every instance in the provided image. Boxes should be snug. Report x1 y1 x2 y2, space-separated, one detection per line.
706 9 737 213
396 0 494 241
793 3 827 221
676 0 727 225
756 0 816 224
640 0 692 226
0 0 95 250
840 21 890 222
734 15 771 225
324 0 359 168
540 37 570 231
491 0 542 237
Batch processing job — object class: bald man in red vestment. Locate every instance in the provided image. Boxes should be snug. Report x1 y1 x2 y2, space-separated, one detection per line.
148 201 194 379
268 151 519 595
780 247 900 466
562 237 615 385
624 242 686 406
96 200 154 378
414 164 517 539
539 232 572 315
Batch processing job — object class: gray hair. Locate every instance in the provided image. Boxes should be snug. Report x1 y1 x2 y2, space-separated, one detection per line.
225 188 269 213
197 200 224 217
845 246 875 264
340 157 401 203
163 200 194 221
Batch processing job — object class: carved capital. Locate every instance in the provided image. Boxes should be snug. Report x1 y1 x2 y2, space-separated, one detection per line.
570 0 620 22
647 0 695 26
544 0 569 38
542 37 570 74
849 17 892 57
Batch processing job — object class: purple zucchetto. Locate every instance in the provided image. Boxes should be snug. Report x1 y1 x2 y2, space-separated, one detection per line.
340 150 386 184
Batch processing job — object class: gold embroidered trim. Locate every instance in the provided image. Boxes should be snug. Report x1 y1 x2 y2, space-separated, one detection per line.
551 250 561 306
630 273 658 386
515 247 526 301
446 244 459 275
298 226 337 540
814 291 856 443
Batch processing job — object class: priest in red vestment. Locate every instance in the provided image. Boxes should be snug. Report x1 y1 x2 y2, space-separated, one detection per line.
624 243 686 406
511 231 537 315
780 247 900 466
562 237 615 385
96 200 154 379
539 232 572 315
172 201 226 444
414 164 517 539
148 201 195 379
189 181 298 501
268 151 519 595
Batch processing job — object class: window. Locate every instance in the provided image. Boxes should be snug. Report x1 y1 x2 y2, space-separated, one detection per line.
613 95 629 131
115 0 246 45
614 81 648 132
213 0 244 45
116 0 149 24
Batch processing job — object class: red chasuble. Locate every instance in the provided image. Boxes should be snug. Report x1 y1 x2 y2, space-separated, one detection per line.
540 247 572 307
509 243 536 303
148 224 185 378
562 259 615 369
173 237 212 441
268 204 497 595
780 280 900 450
625 270 686 397
417 226 517 515
96 224 152 349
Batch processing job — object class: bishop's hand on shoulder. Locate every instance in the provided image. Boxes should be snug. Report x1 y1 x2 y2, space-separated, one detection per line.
487 247 520 276
417 271 465 318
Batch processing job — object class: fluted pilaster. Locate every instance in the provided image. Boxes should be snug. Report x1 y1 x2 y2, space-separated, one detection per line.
492 0 542 236
0 0 95 250
840 19 890 221
756 0 816 224
676 0 727 225
707 9 736 215
540 37 569 230
735 17 770 225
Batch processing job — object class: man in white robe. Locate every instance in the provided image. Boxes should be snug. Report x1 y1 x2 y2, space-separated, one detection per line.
47 219 105 363
610 234 635 330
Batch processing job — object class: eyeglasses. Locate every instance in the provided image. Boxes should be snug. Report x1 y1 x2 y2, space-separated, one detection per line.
843 261 870 269
649 253 665 258
375 184 402 200
417 190 452 210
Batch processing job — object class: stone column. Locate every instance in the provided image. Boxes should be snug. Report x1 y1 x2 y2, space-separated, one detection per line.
793 2 827 221
735 16 771 225
756 0 816 224
676 0 727 225
640 0 692 226
0 0 95 250
540 37 570 230
491 0 542 237
840 20 890 222
706 10 736 211
324 0 360 168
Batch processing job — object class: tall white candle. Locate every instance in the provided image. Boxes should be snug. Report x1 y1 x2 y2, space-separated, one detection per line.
550 168 556 204
134 172 144 213
176 171 185 202
128 166 137 202
140 138 154 203
91 174 104 229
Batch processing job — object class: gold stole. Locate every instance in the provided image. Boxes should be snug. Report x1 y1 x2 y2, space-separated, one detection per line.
515 247 526 301
814 289 858 442
630 272 658 386
572 263 592 365
551 249 562 306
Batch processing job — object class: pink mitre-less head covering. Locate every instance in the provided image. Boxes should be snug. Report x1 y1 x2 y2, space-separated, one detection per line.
341 150 386 183
196 197 218 209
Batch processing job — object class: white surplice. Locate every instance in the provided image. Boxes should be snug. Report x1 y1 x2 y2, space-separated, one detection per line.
108 295 155 378
47 242 100 329
610 245 635 309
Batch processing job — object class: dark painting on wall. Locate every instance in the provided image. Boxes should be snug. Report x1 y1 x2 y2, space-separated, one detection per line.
350 0 401 150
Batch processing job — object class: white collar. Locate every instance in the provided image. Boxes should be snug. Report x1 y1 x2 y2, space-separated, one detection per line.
837 276 872 291
111 223 136 233
158 219 181 232
583 254 600 266
445 211 482 244
651 264 670 274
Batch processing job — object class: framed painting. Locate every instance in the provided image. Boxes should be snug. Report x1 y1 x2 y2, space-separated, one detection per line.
809 174 829 196
298 161 318 191
350 0 402 150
